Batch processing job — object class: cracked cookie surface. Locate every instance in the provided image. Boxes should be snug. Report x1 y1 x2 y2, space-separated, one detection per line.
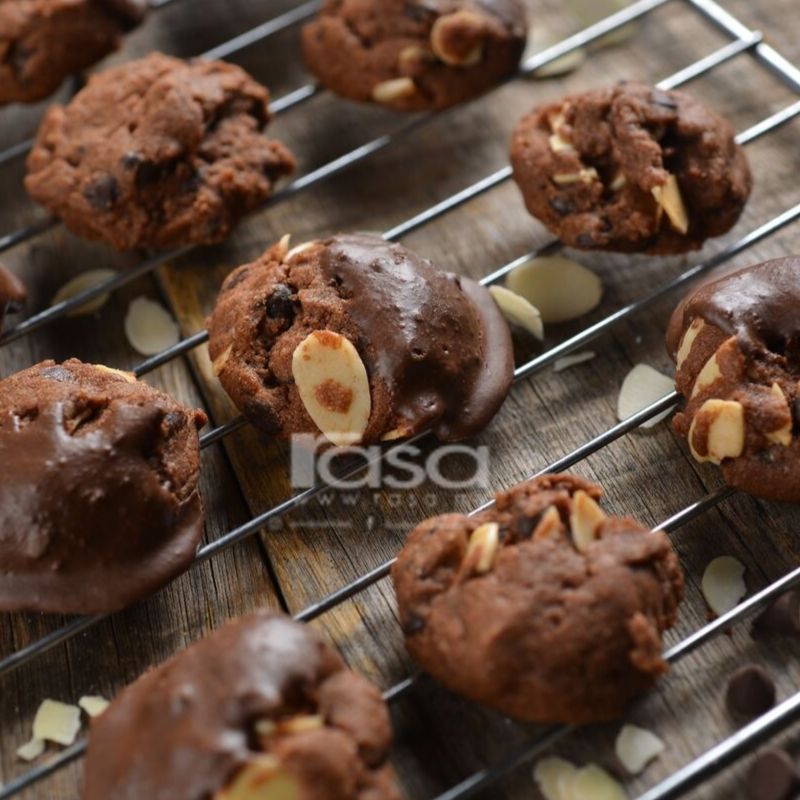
510 82 752 254
83 611 402 800
25 52 296 251
0 0 147 104
667 258 800 501
0 358 207 613
302 0 527 111
392 473 684 723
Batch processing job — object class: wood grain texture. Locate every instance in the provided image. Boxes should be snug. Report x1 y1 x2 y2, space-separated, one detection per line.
1 0 800 797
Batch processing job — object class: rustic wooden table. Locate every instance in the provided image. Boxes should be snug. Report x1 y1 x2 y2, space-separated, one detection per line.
1 0 800 797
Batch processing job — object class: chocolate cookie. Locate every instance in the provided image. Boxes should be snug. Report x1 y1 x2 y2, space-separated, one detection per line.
0 0 147 104
208 233 514 445
392 473 684 723
0 359 207 614
83 611 401 800
510 82 752 254
0 264 26 334
302 0 527 112
25 53 296 251
667 258 800 502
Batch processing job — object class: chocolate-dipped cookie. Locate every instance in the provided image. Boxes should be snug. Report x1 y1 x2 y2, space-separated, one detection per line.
0 0 148 105
667 258 800 502
207 233 514 445
83 611 401 800
0 264 26 334
392 473 684 723
25 53 296 251
510 82 752 254
302 0 527 112
0 359 207 613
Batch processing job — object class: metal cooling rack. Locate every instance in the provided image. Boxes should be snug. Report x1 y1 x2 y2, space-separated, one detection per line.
1 0 800 797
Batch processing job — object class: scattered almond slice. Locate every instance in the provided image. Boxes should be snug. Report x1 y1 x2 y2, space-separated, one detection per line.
652 175 689 235
292 330 371 446
489 285 544 340
534 756 578 800
463 522 500 575
553 168 599 186
124 296 180 356
51 269 116 317
566 764 628 800
78 695 109 718
505 256 602 324
702 556 746 616
32 699 81 746
525 26 587 79
16 737 45 762
615 724 665 775
554 351 596 372
569 490 606 552
617 364 675 429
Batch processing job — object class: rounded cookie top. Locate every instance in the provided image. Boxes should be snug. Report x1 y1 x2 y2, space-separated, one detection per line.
0 358 207 614
510 81 752 254
25 52 296 251
391 473 684 723
302 0 527 111
208 232 514 444
83 611 401 800
667 258 800 502
0 0 148 105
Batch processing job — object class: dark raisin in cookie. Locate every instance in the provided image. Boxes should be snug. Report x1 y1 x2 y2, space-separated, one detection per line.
510 82 752 254
392 473 684 723
83 611 402 800
667 258 800 502
207 233 514 445
0 0 148 104
302 0 527 111
25 53 296 251
0 358 207 613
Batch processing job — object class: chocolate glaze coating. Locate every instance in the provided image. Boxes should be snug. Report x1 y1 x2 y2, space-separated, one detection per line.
83 612 400 800
0 264 26 334
667 259 800 502
0 359 207 614
208 233 514 443
392 474 684 723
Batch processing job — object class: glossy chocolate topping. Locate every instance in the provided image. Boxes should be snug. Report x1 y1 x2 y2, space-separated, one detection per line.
319 234 514 441
83 612 396 800
0 359 206 614
667 258 800 361
0 264 26 333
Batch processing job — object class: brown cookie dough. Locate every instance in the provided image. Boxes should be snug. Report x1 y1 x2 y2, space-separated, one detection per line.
667 258 800 502
0 264 26 334
25 53 296 251
83 611 401 800
0 358 207 614
207 233 514 444
0 0 147 105
510 82 752 254
302 0 527 112
392 473 684 723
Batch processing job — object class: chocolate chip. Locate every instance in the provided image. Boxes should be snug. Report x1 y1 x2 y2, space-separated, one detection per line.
135 160 167 188
121 152 141 170
403 613 425 635
83 175 119 211
549 197 573 216
651 89 678 110
265 284 296 320
746 749 799 800
753 591 800 636
726 664 776 720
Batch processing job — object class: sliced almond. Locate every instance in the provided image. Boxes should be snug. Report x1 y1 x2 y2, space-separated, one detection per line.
609 172 627 192
93 363 136 383
16 738 45 762
78 695 109 717
488 285 544 340
533 506 564 540
372 77 418 104
273 234 292 262
215 755 300 800
462 522 500 575
675 318 706 371
766 383 792 446
124 296 180 356
569 490 606 552
553 167 599 186
399 45 434 70
566 764 627 800
534 756 578 800
505 255 602 324
212 344 233 377
617 364 675 429
286 240 319 263
526 27 587 79
381 424 413 442
564 0 639 47
32 699 81 746
292 330 371 446
554 351 596 372
549 133 578 155
688 398 745 464
690 337 738 398
652 174 689 235
615 724 665 775
277 715 324 735
51 269 116 317
430 11 486 66
702 555 746 616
